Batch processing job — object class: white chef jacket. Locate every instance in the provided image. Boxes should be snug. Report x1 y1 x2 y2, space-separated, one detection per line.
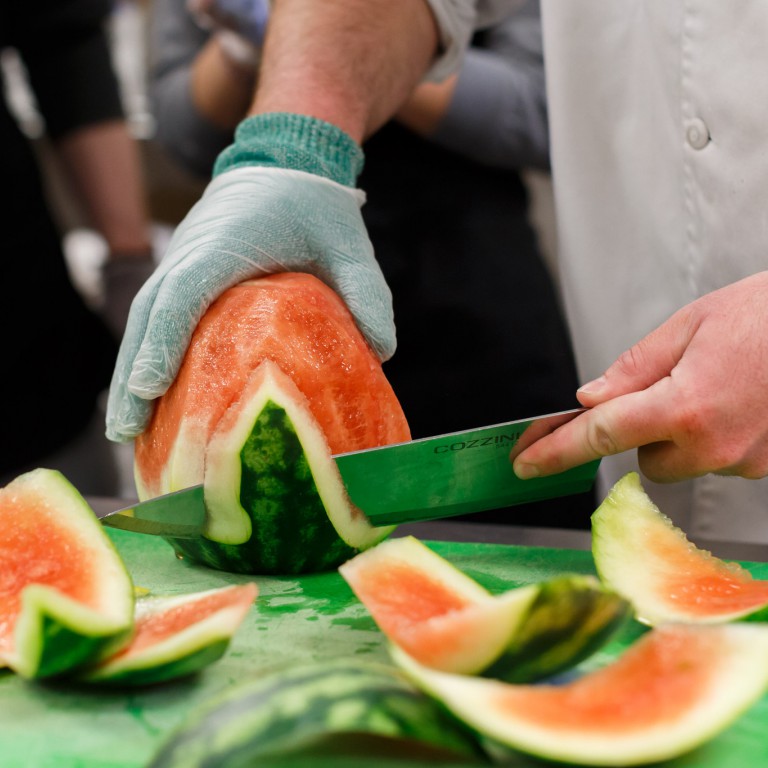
429 0 768 543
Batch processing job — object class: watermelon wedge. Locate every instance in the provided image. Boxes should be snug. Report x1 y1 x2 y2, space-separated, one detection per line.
81 583 257 685
340 536 629 681
134 273 411 575
592 472 768 624
0 469 134 679
392 622 768 766
149 660 486 768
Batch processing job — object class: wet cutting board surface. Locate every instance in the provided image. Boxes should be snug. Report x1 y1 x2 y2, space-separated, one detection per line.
2 529 768 767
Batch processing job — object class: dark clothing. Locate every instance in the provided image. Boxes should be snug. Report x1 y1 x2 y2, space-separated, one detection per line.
0 0 120 472
361 124 595 528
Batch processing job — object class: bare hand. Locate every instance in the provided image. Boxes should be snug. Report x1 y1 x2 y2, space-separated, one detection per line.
512 271 768 482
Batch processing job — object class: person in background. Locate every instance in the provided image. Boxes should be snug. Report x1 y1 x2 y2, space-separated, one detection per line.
0 0 154 493
147 0 594 527
107 1 768 544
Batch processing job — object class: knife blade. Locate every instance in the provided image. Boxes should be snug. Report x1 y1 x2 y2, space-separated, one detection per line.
98 407 597 536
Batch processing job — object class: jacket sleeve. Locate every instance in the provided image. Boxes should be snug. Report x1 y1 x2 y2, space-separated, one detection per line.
431 1 549 170
425 0 523 80
148 0 234 178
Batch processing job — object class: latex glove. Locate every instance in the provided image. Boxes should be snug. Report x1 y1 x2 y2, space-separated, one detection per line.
106 113 395 443
187 0 269 44
188 0 269 68
512 271 768 482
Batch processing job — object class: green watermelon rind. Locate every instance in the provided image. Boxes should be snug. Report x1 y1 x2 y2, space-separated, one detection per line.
171 361 392 574
0 469 134 679
11 585 134 680
391 623 768 766
148 660 486 768
592 472 768 625
80 585 256 686
341 536 628 682
341 536 539 675
485 574 631 683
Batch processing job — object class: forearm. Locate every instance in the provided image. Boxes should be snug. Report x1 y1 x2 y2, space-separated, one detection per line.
191 35 256 132
56 120 151 255
395 75 459 137
250 0 440 142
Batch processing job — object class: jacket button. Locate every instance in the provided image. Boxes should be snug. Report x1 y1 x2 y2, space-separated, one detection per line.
686 118 710 150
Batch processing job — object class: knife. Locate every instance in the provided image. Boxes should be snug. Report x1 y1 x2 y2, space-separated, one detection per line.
97 408 597 537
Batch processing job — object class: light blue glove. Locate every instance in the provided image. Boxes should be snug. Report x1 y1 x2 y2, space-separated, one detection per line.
106 113 396 443
187 0 269 46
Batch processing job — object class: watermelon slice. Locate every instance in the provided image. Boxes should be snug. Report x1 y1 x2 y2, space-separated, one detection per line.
81 583 257 685
592 472 768 624
149 660 486 767
0 469 134 679
339 536 629 681
134 273 411 575
392 622 768 766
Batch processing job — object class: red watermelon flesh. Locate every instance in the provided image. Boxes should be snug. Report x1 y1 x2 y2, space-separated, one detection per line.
392 622 768 765
0 469 134 678
113 583 256 658
592 472 768 624
340 537 628 680
1 496 100 655
82 583 257 684
135 273 410 497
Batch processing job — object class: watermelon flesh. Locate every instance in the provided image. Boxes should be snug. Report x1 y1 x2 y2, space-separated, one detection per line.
592 472 768 624
0 469 134 679
340 536 629 681
134 273 411 575
82 583 257 685
392 622 768 766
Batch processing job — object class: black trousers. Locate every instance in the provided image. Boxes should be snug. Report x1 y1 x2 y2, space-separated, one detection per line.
0 103 116 474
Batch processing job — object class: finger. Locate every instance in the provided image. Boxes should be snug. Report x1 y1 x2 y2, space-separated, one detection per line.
513 383 677 478
635 441 710 484
331 256 396 361
577 306 698 407
104 272 166 441
127 245 262 399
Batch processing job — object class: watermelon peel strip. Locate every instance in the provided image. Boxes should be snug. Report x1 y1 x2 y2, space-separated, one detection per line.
340 536 630 681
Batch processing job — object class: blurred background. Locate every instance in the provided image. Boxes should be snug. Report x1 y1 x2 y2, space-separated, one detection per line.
2 0 586 526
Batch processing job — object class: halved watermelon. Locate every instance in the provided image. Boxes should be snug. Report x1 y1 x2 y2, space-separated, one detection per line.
0 469 134 679
340 536 629 681
134 273 411 575
149 660 486 767
81 583 257 685
392 622 768 766
592 472 768 624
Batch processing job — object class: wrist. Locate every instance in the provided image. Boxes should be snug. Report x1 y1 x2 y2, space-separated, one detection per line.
213 113 364 187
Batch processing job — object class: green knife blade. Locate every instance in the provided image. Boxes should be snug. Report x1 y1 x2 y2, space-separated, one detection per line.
97 408 598 537
97 484 206 538
334 407 598 526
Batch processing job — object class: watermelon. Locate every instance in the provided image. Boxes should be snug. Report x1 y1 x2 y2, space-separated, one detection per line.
0 468 134 679
592 472 768 624
392 622 768 766
81 583 257 685
148 660 487 767
339 536 629 681
134 273 411 575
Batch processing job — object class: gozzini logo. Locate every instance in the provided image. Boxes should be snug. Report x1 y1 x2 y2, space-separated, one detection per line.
433 433 521 453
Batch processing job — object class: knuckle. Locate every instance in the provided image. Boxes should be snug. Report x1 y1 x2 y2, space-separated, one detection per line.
584 416 621 457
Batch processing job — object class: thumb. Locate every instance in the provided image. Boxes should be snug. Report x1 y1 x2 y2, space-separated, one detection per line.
577 306 698 407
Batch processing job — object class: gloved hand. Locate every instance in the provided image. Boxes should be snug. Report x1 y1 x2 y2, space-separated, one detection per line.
187 0 269 68
106 113 396 443
187 0 269 46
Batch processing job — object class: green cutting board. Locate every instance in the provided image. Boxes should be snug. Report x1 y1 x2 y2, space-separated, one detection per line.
2 530 767 767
